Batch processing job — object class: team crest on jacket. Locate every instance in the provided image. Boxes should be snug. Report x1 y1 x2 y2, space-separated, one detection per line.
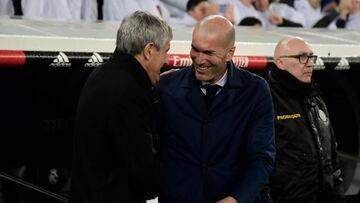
319 109 328 122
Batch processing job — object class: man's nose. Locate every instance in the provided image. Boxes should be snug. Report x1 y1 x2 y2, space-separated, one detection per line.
196 52 207 64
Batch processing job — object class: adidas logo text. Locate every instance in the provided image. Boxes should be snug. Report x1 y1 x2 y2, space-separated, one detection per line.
85 52 104 67
49 52 71 67
335 57 350 70
313 57 325 70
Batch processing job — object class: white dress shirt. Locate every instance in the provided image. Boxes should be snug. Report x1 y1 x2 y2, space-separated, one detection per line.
103 0 163 22
0 0 14 16
346 11 360 30
269 2 306 26
257 2 306 28
21 0 73 20
200 69 228 95
230 0 264 26
169 13 197 26
80 0 98 21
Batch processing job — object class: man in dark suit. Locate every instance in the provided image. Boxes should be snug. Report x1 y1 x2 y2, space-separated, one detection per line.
70 11 172 203
156 15 275 203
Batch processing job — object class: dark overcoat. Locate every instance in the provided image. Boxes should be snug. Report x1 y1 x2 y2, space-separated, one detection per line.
71 50 161 203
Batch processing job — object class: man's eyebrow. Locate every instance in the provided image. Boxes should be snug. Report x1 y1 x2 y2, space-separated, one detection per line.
298 51 314 55
191 44 216 55
191 44 199 51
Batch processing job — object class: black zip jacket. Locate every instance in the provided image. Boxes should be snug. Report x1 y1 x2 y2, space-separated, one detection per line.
267 66 344 203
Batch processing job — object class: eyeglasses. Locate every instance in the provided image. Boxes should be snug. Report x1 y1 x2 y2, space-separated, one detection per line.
279 54 317 64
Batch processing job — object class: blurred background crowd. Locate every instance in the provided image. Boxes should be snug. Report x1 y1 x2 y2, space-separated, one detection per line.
0 0 359 30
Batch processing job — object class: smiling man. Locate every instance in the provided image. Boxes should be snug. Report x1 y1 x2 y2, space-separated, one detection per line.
268 37 345 203
156 15 275 203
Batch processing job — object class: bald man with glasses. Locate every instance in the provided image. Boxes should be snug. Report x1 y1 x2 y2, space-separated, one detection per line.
267 37 345 203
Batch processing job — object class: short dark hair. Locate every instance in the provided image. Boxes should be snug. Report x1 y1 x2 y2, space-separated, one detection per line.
186 0 207 12
238 17 263 26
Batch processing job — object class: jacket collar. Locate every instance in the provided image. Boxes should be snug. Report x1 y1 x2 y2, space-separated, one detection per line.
111 49 153 93
269 65 319 97
182 61 243 118
179 61 244 89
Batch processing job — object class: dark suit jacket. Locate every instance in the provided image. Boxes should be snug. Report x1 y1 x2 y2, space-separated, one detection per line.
71 50 161 203
156 62 275 203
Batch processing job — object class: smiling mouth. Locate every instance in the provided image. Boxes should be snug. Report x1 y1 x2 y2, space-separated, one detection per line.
196 65 211 71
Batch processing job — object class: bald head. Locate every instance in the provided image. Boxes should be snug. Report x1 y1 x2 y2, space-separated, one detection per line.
274 37 311 59
273 37 315 83
190 15 236 84
194 15 235 48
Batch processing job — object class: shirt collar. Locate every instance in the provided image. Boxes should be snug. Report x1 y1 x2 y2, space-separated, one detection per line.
201 69 228 87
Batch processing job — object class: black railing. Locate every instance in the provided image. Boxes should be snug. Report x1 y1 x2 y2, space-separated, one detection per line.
0 170 68 203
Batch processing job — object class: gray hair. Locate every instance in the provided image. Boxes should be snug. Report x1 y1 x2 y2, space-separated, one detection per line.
116 11 173 55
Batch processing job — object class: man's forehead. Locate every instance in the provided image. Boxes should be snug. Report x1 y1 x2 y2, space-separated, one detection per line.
286 40 312 53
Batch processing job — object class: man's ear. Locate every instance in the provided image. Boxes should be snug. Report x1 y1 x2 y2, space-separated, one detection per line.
188 10 195 19
275 58 286 70
143 42 155 60
226 46 235 61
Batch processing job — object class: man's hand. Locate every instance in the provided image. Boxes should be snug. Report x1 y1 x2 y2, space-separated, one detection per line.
224 4 235 24
338 0 352 19
269 12 283 25
215 196 238 203
206 3 220 16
